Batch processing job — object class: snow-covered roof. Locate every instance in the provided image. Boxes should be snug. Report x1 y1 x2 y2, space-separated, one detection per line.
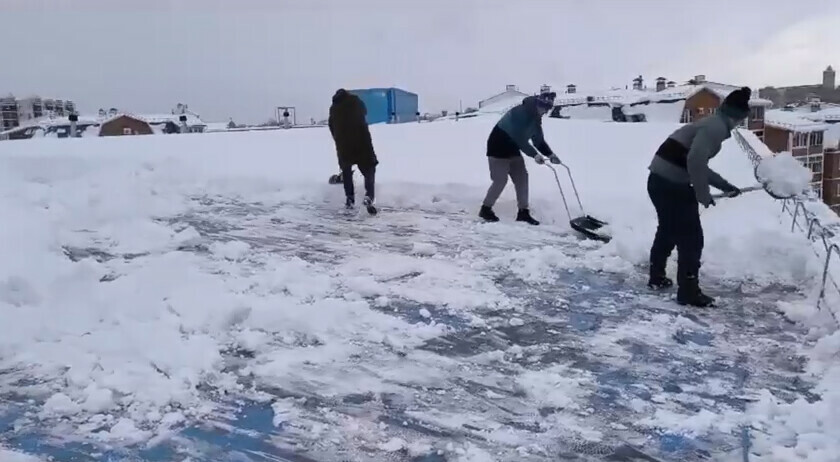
554 88 649 107
552 82 772 109
0 114 100 137
479 89 528 108
646 83 773 106
477 93 527 114
139 113 206 127
765 109 829 132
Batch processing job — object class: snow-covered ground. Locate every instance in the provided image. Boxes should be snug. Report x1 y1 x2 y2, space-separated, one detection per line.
0 117 837 461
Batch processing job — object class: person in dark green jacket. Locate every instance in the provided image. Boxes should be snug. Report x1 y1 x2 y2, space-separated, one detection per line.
479 91 559 225
646 87 750 307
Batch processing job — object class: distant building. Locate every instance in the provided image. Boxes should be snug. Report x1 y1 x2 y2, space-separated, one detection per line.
0 106 209 141
347 87 419 124
759 66 840 107
549 75 772 140
758 103 840 212
99 114 154 136
0 94 76 130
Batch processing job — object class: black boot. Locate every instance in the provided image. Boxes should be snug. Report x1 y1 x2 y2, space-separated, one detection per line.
345 196 355 209
363 196 377 215
479 205 499 222
677 274 715 307
648 274 673 290
516 209 540 226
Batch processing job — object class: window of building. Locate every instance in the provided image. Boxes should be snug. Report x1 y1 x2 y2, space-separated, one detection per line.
809 156 823 174
123 127 133 135
793 132 808 147
835 183 840 199
811 130 824 146
750 106 765 121
680 108 693 124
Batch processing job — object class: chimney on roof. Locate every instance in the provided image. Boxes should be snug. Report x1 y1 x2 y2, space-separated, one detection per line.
68 113 78 138
632 75 644 91
656 77 667 92
809 95 822 112
694 74 706 84
566 84 577 94
667 80 676 88
505 84 517 92
540 84 551 94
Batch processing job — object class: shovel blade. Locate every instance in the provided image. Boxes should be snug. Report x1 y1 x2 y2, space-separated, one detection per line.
570 215 611 243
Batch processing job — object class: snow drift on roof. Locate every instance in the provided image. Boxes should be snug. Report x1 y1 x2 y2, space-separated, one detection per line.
765 109 829 132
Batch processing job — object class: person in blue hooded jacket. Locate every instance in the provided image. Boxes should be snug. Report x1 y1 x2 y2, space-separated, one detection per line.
479 91 559 225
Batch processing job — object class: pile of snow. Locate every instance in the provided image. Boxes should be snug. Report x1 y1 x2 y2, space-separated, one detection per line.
0 116 834 458
556 104 614 121
755 152 814 198
622 100 686 123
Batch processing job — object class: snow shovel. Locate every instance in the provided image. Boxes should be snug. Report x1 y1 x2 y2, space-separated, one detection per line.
545 162 611 243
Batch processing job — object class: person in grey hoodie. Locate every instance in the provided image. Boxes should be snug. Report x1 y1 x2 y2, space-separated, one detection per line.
646 87 751 307
479 91 559 225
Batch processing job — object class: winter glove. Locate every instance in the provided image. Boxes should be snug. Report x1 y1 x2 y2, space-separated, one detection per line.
724 186 741 198
534 154 547 165
548 154 561 165
702 197 716 208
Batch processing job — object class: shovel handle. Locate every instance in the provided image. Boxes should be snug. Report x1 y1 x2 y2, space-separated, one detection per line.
711 184 763 199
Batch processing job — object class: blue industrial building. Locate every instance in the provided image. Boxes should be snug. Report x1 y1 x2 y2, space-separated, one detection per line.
348 87 418 125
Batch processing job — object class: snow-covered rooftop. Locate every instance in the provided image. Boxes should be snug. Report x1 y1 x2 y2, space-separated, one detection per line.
551 82 772 109
140 113 206 126
765 109 830 132
0 119 837 462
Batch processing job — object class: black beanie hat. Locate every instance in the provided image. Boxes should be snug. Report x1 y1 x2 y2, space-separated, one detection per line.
720 87 751 120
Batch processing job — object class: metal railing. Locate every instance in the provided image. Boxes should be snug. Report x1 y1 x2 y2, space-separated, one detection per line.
734 130 840 324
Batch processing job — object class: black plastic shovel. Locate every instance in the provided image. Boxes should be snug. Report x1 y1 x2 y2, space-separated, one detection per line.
546 162 611 243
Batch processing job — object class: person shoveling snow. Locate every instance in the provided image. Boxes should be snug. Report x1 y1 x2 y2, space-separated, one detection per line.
646 87 752 308
478 91 559 226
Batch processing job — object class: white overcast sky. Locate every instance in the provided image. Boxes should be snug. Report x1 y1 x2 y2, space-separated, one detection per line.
2 0 840 123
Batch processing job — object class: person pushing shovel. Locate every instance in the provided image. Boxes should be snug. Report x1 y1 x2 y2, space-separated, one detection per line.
479 91 559 226
646 86 752 307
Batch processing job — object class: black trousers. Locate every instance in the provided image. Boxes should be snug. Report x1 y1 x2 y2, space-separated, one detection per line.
342 163 376 201
647 172 703 282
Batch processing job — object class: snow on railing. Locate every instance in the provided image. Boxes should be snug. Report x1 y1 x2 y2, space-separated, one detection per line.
734 129 840 325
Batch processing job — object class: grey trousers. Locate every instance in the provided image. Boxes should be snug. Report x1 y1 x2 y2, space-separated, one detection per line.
482 156 529 210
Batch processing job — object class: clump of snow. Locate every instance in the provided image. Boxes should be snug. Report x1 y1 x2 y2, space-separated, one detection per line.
755 152 813 198
379 437 407 452
41 392 81 417
272 397 301 427
515 365 593 410
411 241 437 256
209 239 250 261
